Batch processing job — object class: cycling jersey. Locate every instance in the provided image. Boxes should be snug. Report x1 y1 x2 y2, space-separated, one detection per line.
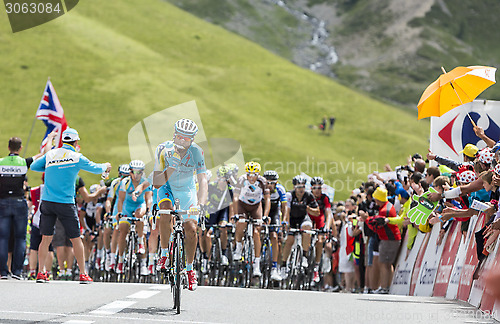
153 141 206 216
82 201 103 219
30 144 107 204
235 175 269 205
120 176 151 206
308 193 331 229
265 183 287 215
286 190 318 219
207 180 233 214
153 141 206 192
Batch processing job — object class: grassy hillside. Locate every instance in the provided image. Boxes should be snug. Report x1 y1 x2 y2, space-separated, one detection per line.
0 0 429 199
167 0 500 107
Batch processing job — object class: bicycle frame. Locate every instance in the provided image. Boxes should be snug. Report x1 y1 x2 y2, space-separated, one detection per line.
158 199 189 314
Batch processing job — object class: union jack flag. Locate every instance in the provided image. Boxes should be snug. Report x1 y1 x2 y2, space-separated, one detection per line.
36 80 67 151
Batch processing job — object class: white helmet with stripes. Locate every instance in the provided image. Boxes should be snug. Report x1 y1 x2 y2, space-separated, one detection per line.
174 119 198 137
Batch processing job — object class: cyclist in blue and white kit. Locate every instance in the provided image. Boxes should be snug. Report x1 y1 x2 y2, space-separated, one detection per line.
103 164 130 271
153 118 208 291
116 160 153 275
262 170 288 281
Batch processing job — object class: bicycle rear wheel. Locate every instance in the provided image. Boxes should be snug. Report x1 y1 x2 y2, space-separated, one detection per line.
260 242 272 289
290 246 302 290
127 235 136 283
243 237 253 288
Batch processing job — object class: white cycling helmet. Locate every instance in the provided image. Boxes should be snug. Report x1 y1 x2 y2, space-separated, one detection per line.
89 184 100 194
129 160 145 170
174 119 198 137
118 164 130 175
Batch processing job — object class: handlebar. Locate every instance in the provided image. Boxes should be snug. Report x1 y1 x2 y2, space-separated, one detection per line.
158 209 190 215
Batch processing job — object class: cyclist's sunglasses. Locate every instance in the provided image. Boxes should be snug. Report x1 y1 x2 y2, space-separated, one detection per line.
295 185 305 188
131 169 144 175
311 186 322 189
175 134 193 142
246 172 258 177
267 181 277 185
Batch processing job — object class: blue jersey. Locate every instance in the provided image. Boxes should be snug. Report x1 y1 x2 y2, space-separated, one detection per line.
30 144 106 204
119 176 152 207
153 141 206 192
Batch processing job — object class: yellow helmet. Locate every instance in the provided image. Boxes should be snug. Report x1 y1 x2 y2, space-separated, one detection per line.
245 161 261 173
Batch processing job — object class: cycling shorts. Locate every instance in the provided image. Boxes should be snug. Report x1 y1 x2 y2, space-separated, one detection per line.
289 215 312 229
119 201 146 225
310 214 325 229
206 206 229 227
268 207 281 232
237 201 262 220
84 215 96 231
157 184 198 222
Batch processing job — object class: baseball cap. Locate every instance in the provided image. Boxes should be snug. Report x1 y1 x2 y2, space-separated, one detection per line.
62 128 80 142
459 144 478 158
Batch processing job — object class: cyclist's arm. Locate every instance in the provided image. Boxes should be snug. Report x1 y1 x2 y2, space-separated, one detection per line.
197 172 208 205
263 191 271 218
280 203 287 223
78 186 104 203
326 207 337 236
117 190 125 214
145 190 153 211
284 192 292 224
105 196 112 214
79 207 88 231
96 205 102 224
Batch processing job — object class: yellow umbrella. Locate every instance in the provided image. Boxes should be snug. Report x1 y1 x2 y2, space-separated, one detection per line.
417 66 496 121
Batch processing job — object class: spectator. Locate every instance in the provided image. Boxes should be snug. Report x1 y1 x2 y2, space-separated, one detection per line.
0 133 54 279
427 144 477 172
362 187 400 294
425 166 441 185
414 159 426 174
28 174 54 280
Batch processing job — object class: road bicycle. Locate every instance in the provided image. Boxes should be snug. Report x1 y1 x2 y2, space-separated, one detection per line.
158 199 189 314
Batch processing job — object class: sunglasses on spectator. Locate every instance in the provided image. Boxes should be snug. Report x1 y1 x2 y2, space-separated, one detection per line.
295 185 305 188
175 134 193 142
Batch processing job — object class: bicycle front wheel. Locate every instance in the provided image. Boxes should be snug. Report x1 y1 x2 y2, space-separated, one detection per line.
174 232 182 314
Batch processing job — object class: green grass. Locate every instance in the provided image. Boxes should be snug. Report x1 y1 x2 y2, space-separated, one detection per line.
0 0 429 199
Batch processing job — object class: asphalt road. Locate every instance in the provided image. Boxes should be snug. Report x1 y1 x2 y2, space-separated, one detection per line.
0 280 498 324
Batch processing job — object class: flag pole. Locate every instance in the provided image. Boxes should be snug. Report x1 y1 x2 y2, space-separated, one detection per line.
24 77 51 157
22 116 37 158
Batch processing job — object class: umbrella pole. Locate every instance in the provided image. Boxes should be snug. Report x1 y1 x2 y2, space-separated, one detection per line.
441 68 477 127
449 82 476 127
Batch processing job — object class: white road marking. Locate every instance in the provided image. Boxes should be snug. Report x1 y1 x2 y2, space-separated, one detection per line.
63 321 94 324
149 285 170 290
0 310 226 323
127 290 161 299
90 300 136 315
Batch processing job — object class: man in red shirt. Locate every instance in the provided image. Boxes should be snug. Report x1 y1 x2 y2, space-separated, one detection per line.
361 187 400 294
